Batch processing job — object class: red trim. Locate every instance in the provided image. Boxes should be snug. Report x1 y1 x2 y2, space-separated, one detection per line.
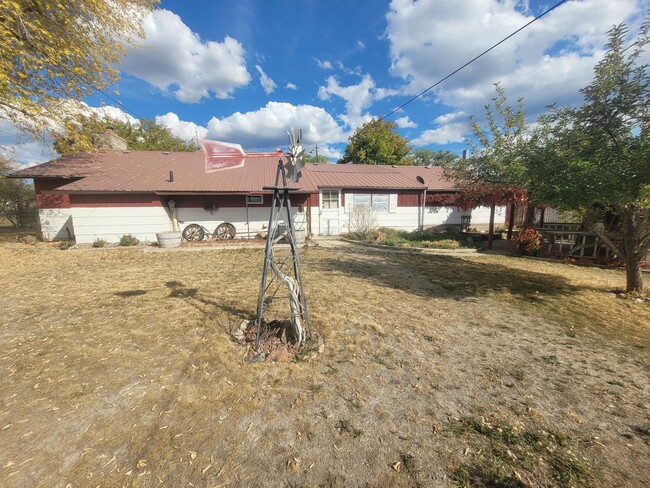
34 178 74 208
397 192 421 207
37 193 71 209
70 193 164 207
172 193 310 208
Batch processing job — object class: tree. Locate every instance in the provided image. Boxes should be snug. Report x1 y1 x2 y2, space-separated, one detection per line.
0 0 158 136
54 114 199 155
448 84 529 248
0 157 35 228
339 119 413 165
412 148 459 166
525 18 650 293
303 153 329 164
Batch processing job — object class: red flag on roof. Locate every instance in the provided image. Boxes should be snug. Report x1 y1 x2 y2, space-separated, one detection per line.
200 140 246 173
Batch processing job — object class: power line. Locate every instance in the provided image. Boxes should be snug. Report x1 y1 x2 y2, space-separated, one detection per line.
382 0 570 121
47 59 145 121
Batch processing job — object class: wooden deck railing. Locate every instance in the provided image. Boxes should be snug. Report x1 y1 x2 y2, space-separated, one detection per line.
536 226 611 259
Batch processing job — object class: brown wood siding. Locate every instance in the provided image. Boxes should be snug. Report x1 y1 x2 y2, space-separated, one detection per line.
37 193 70 209
34 178 74 208
398 192 422 207
70 193 163 207
172 193 312 208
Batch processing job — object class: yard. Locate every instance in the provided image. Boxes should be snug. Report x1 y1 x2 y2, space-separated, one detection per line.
0 243 648 487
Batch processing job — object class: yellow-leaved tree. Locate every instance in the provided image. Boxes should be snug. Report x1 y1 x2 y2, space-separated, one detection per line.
0 0 158 135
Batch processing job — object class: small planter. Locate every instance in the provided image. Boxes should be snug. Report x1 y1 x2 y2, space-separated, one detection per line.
156 231 182 248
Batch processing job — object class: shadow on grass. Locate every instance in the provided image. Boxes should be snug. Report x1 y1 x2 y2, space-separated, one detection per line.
164 281 251 321
314 247 582 300
114 289 148 297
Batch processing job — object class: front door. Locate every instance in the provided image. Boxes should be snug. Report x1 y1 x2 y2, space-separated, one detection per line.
320 189 340 235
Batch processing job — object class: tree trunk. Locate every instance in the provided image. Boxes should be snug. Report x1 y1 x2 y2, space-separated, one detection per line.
621 207 645 294
506 201 516 240
487 203 496 250
522 203 536 229
625 258 644 294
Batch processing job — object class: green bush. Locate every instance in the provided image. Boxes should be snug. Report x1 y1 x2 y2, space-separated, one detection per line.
57 240 74 250
92 238 107 248
119 234 139 246
344 226 475 249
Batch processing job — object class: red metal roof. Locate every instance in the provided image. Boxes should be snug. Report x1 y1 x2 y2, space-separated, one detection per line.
12 150 456 193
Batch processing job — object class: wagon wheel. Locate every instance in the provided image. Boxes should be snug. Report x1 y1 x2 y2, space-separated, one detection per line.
214 222 236 240
182 224 205 241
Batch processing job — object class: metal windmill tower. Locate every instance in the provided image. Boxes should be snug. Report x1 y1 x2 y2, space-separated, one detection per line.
254 128 311 348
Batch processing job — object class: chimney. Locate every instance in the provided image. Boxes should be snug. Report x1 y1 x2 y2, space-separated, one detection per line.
93 129 128 151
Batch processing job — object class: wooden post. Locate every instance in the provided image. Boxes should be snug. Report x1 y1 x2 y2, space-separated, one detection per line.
506 201 516 240
487 202 496 250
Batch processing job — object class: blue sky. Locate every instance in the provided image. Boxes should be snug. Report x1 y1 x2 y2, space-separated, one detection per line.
2 0 649 165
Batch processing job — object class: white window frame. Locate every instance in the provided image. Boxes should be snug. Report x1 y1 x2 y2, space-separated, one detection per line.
321 189 340 209
348 193 395 213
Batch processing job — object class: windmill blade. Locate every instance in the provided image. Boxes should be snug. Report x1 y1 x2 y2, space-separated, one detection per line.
285 128 304 183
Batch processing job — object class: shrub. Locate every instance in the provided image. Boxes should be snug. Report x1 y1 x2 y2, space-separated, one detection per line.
349 206 377 237
57 240 74 250
18 234 39 245
119 234 139 246
513 227 541 255
92 238 107 248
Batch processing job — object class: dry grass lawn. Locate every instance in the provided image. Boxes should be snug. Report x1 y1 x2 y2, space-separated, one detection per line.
0 242 648 487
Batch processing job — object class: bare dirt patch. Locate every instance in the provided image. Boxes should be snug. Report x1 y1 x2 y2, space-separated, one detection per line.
0 244 648 487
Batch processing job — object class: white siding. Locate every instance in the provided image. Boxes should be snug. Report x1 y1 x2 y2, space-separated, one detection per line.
71 206 173 244
176 206 307 239
39 208 74 241
310 206 320 236
423 205 506 230
350 206 419 232
470 206 507 227
339 192 420 234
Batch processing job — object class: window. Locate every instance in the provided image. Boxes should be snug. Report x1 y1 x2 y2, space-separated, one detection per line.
246 195 263 204
321 190 339 209
371 194 389 212
352 193 370 209
352 193 389 212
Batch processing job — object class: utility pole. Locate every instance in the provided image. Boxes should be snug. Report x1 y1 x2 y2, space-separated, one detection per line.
310 144 319 163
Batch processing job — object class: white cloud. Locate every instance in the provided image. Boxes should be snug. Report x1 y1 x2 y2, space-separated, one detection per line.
385 0 643 119
356 40 366 51
122 9 250 103
395 116 417 128
206 102 345 149
155 112 208 141
74 103 139 126
411 111 467 146
315 58 334 70
318 74 401 130
306 144 342 161
0 120 57 166
286 82 298 90
255 65 278 94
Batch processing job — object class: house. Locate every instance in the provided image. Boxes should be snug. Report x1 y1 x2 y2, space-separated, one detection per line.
10 150 506 243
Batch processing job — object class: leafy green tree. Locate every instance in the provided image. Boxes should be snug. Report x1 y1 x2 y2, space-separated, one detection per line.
0 157 35 228
412 148 459 166
0 0 158 136
303 153 329 163
525 18 650 293
54 115 199 155
339 119 413 165
448 83 529 248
